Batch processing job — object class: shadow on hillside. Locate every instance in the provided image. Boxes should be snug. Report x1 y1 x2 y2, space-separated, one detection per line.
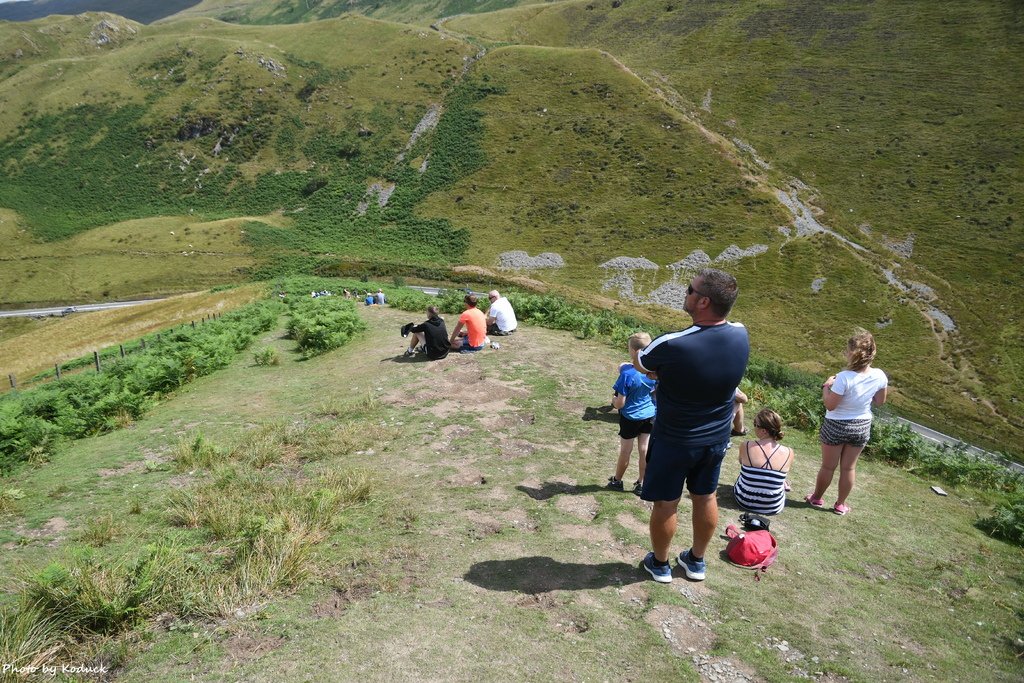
380 353 433 364
581 405 618 424
464 556 644 593
516 482 607 501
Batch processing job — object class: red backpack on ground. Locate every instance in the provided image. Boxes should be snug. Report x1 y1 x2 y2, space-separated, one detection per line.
725 524 778 580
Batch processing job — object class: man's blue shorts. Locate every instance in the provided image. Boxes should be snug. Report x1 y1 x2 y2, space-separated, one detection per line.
640 435 730 501
458 342 485 353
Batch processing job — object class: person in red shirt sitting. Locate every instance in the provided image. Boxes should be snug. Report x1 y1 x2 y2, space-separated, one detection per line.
449 294 488 353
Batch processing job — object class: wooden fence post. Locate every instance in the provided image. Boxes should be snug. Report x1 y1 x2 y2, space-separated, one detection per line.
119 344 126 358
191 321 196 329
8 374 15 390
140 338 146 351
94 351 101 373
55 364 61 381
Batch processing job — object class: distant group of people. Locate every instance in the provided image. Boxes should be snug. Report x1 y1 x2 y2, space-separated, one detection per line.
401 290 517 359
596 268 886 583
347 289 386 306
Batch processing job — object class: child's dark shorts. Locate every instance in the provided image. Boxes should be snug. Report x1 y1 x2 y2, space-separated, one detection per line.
618 414 654 440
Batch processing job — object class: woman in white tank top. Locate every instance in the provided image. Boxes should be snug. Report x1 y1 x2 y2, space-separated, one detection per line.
806 330 887 516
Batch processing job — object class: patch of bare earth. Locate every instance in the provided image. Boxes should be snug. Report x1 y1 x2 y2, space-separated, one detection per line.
647 605 762 682
557 523 613 542
385 363 529 420
498 438 537 459
554 494 598 521
311 584 376 619
7 517 70 548
500 507 537 531
444 464 487 487
97 460 149 478
616 512 650 537
221 630 286 663
432 424 474 452
618 583 650 607
463 510 503 538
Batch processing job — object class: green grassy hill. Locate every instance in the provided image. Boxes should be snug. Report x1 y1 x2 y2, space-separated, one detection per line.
0 3 1020 453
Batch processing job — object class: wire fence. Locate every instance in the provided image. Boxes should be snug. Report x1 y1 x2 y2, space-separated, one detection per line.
4 313 224 393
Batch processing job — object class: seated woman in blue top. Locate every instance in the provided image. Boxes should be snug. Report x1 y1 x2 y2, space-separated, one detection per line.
606 332 657 496
733 408 794 516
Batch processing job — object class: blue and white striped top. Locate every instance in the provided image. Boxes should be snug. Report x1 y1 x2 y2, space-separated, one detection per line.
733 442 791 516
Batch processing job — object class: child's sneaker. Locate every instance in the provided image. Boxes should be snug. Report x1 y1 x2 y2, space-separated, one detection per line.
642 552 673 583
677 549 707 581
605 476 624 491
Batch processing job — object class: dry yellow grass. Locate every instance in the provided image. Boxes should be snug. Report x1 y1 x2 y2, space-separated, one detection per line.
0 285 266 387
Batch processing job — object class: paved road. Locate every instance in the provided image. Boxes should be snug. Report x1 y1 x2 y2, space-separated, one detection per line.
0 299 165 319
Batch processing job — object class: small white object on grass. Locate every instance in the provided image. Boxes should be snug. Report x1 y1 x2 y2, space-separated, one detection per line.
931 485 948 496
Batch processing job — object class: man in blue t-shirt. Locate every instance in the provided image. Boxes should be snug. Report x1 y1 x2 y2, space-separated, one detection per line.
606 332 657 495
635 268 749 584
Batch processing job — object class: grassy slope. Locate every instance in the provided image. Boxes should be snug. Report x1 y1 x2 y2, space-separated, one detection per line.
411 44 996 450
169 0 540 26
0 208 288 306
0 14 474 236
0 285 264 387
0 307 1019 680
0 13 479 295
441 0 1024 448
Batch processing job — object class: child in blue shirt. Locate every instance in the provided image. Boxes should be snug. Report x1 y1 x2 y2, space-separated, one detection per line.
607 332 657 495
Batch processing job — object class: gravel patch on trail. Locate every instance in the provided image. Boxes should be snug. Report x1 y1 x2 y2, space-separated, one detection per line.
668 250 712 274
599 256 660 270
497 251 565 269
732 137 771 170
884 232 915 258
701 89 713 112
884 270 936 300
927 306 957 332
646 282 689 309
356 182 395 215
601 272 642 302
396 104 441 163
884 269 956 332
907 281 935 300
714 244 768 263
775 188 867 252
882 269 908 292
